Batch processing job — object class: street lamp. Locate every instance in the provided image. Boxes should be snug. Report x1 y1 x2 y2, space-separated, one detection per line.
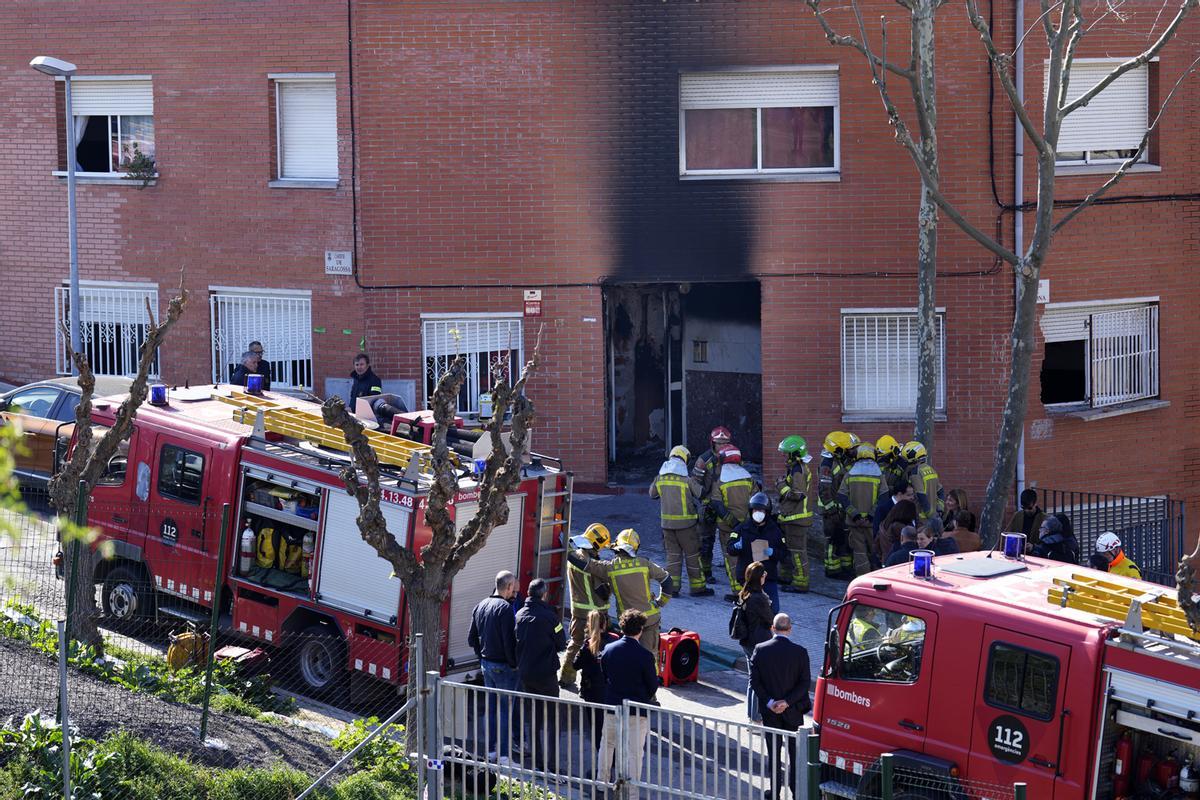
30 56 81 372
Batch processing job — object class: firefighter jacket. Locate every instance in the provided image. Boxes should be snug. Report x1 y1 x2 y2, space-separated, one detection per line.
649 459 700 529
568 551 673 619
1108 552 1142 579
817 453 847 516
775 462 813 525
728 517 789 584
908 462 945 520
567 550 611 616
714 463 757 532
878 458 907 494
691 448 720 502
839 459 885 523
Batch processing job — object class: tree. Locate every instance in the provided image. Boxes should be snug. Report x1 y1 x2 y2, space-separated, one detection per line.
49 279 189 648
809 0 1199 544
322 333 541 692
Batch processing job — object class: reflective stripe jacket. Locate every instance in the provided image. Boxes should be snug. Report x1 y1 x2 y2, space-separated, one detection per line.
691 448 720 503
650 459 700 529
1108 552 1142 579
568 559 610 615
776 462 813 524
908 462 945 520
839 459 885 522
817 453 847 515
716 464 757 533
573 553 672 619
877 458 907 495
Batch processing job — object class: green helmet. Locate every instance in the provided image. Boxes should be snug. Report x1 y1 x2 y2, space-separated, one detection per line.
777 435 808 460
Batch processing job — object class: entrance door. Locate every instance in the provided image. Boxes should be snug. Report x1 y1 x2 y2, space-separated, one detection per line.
967 627 1072 798
143 434 219 606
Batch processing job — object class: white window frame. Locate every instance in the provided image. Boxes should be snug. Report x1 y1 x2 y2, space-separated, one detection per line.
679 66 840 177
840 309 946 418
209 288 313 391
55 281 160 377
1041 299 1159 408
57 76 155 177
271 73 338 182
1051 58 1151 166
421 314 524 415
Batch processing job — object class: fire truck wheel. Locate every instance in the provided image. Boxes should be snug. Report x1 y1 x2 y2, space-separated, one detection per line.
292 625 347 701
101 566 154 623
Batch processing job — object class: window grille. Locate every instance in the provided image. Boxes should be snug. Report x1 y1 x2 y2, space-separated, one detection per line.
210 292 313 390
422 317 523 414
55 284 159 377
841 312 945 415
1090 305 1158 407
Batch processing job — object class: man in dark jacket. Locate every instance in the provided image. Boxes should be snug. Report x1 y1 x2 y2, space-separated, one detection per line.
595 610 658 798
1032 514 1080 564
884 525 919 567
348 353 384 407
728 493 788 612
872 479 914 537
468 571 519 762
750 613 811 800
514 579 566 773
230 349 272 390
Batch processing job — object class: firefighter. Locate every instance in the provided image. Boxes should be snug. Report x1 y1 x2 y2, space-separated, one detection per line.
559 523 613 689
728 492 788 613
650 446 713 598
818 431 856 581
875 434 907 493
692 426 732 584
903 441 944 522
710 445 759 601
774 435 814 594
1095 532 1142 579
568 529 673 667
839 443 885 576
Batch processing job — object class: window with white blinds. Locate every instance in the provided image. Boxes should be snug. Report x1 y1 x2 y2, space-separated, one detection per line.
55 283 159 377
841 311 945 416
1052 60 1149 164
275 78 338 180
67 78 155 174
421 316 523 415
1039 301 1159 408
210 290 313 390
680 69 839 175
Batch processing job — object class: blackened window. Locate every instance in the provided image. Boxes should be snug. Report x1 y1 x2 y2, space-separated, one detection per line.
985 642 1059 721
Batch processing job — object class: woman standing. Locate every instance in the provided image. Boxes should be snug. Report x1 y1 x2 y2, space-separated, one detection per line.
733 562 775 722
573 609 617 748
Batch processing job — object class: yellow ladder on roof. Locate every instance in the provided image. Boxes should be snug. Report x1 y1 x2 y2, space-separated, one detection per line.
1048 573 1200 643
213 390 436 472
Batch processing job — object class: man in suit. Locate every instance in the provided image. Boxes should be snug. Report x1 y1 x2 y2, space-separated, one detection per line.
595 609 659 800
750 613 811 800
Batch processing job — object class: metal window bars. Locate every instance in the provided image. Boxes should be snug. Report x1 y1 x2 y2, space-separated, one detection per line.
209 292 313 390
54 285 159 377
1089 304 1158 408
841 313 945 415
422 317 523 414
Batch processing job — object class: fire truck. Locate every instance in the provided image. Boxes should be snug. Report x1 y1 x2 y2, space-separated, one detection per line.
815 550 1200 798
79 385 572 700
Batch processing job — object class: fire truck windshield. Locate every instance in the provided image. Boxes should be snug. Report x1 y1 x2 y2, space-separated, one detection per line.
841 605 926 684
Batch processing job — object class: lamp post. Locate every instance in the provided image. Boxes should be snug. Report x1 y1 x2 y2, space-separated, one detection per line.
30 56 81 372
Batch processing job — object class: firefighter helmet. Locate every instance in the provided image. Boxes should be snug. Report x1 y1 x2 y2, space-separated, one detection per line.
777 435 809 461
749 492 772 512
614 528 641 557
846 432 862 447
876 434 902 459
570 522 611 551
855 443 877 461
669 445 690 462
1096 532 1122 553
718 444 742 464
710 426 732 445
903 441 928 462
823 431 855 457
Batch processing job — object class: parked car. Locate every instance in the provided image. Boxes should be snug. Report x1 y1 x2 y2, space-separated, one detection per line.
0 376 134 490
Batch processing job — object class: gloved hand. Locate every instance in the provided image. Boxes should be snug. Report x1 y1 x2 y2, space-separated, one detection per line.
711 499 728 518
731 539 743 552
764 547 774 557
653 594 668 609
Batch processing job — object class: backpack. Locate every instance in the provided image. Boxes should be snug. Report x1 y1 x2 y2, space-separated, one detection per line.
729 600 748 643
255 526 306 575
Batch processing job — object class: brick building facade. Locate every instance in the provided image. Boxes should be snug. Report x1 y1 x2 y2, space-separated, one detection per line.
1 1 1196 542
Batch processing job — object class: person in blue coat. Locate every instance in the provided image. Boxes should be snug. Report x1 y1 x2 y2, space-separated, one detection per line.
728 493 788 613
595 610 659 798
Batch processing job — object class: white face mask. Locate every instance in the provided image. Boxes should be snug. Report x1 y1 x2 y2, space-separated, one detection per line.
752 510 766 523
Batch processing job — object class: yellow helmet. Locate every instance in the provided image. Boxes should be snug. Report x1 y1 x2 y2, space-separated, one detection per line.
614 528 641 557
903 441 928 462
669 445 690 462
571 522 611 551
846 432 862 447
855 443 877 461
876 435 901 459
823 431 855 457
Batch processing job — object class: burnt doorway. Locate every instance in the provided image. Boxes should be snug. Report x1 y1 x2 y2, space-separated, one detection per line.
605 282 761 475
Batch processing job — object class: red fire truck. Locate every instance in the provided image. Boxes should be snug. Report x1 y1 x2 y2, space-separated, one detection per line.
79 386 571 700
814 550 1200 798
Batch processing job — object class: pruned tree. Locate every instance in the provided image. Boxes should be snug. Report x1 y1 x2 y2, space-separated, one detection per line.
322 331 541 693
809 0 1199 545
1180 540 1200 634
50 276 189 648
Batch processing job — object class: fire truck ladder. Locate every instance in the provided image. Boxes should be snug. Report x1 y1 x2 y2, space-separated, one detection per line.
533 472 574 615
1048 573 1200 644
214 390 436 475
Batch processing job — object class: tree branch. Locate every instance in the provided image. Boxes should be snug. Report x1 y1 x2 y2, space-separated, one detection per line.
806 0 916 80
421 355 468 570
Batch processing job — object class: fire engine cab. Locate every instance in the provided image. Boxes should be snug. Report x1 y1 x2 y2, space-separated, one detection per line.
81 386 571 701
815 550 1200 799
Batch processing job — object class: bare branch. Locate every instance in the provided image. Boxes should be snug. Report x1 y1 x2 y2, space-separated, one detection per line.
1053 53 1200 232
806 0 915 80
1179 538 1200 633
1015 0 1066 55
421 355 468 569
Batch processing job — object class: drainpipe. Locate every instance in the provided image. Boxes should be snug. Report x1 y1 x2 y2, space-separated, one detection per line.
1014 0 1027 498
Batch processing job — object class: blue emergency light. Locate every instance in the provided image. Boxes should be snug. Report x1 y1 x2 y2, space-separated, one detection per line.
149 384 168 406
1002 532 1026 560
246 374 264 394
911 549 934 579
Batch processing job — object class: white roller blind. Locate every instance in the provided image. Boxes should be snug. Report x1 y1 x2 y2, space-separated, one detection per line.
841 313 945 414
71 80 153 116
317 491 407 622
1051 61 1148 152
681 70 839 109
1039 301 1144 342
278 80 338 179
422 318 523 359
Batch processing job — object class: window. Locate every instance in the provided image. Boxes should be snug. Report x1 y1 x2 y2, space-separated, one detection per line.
680 69 838 175
1039 301 1158 408
422 316 523 415
55 283 159 378
1053 60 1149 165
841 311 945 417
65 78 154 175
93 425 130 486
274 76 338 180
5 387 63 419
158 444 204 504
985 643 1059 721
210 290 313 390
841 605 926 683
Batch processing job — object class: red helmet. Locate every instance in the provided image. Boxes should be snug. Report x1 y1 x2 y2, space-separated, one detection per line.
718 444 742 464
710 426 732 445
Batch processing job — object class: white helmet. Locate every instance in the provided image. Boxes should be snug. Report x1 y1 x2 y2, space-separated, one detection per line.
1095 532 1122 553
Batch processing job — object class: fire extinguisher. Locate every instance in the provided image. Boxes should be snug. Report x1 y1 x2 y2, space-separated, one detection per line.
1113 731 1133 796
301 530 315 580
1180 758 1199 798
239 523 256 575
1136 749 1157 789
1156 751 1182 790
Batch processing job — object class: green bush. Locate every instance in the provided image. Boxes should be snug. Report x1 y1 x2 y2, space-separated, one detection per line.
331 716 409 772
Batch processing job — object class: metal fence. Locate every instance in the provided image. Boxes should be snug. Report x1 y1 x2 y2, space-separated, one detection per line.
1039 487 1186 586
